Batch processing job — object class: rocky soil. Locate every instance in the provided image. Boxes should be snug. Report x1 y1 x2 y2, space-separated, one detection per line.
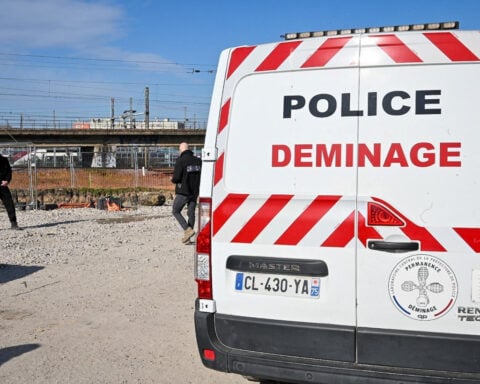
0 204 245 384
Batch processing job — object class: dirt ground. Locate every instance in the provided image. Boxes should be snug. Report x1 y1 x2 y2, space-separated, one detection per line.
0 204 245 384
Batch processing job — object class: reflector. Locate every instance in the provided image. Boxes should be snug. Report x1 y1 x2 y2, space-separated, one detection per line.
195 254 210 280
368 202 405 226
203 349 216 361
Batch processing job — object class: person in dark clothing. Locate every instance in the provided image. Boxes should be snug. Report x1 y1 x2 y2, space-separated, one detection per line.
171 142 202 243
0 153 21 230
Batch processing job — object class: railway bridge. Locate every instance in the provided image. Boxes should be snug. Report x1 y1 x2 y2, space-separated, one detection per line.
0 128 206 147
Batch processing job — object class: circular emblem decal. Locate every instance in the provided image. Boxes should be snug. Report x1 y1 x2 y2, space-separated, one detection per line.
388 254 457 321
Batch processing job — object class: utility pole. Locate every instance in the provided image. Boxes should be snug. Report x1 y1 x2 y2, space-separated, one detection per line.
130 97 135 129
145 87 150 130
110 98 115 129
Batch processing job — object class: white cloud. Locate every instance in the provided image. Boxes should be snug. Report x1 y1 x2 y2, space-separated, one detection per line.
0 0 125 50
0 0 199 122
0 0 184 74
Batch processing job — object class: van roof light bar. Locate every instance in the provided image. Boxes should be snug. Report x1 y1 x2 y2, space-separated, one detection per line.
282 21 459 40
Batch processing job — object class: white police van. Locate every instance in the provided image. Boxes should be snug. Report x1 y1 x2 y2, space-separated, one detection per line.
194 22 480 384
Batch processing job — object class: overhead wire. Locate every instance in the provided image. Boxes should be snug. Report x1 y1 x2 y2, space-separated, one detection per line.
0 51 216 123
0 51 215 69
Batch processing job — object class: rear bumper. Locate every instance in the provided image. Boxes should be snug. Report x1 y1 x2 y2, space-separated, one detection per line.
194 307 480 384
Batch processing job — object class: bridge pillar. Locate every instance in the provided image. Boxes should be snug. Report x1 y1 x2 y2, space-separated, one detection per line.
91 145 117 168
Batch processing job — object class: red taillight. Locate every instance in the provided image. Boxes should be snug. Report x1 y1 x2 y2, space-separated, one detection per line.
196 216 211 254
368 202 405 226
195 198 213 299
197 279 212 299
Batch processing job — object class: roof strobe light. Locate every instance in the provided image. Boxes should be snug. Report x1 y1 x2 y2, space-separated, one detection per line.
282 21 460 40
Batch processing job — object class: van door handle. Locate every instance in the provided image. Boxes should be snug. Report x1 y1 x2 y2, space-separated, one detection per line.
367 240 419 253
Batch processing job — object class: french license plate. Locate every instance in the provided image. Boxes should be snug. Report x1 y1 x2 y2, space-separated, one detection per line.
235 272 320 299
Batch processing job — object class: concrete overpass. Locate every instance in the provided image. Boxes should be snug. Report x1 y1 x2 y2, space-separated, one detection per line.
0 128 206 147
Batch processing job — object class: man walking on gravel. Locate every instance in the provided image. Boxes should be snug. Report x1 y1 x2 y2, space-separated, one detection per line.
171 142 201 243
0 152 21 230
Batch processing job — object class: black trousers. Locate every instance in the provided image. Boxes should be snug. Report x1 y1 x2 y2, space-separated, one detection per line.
0 186 17 224
172 194 196 230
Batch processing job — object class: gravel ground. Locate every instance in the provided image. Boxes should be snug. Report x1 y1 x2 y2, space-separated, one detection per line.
0 204 245 384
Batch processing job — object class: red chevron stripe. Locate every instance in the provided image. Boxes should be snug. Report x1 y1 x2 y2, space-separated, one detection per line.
214 152 224 186
401 221 446 252
322 210 355 247
232 194 293 243
256 41 302 71
218 98 231 134
275 195 341 245
424 32 479 61
370 34 422 63
453 228 480 252
227 46 256 79
301 37 352 68
213 193 249 236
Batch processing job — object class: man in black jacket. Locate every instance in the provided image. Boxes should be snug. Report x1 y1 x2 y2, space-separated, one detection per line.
0 153 21 230
171 142 201 243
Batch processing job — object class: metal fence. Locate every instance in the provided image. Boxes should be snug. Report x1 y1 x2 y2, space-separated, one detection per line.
1 144 203 206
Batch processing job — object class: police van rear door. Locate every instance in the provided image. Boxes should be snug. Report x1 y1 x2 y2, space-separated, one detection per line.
210 36 361 361
356 31 480 373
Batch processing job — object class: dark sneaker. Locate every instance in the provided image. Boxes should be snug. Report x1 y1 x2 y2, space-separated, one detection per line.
11 223 23 230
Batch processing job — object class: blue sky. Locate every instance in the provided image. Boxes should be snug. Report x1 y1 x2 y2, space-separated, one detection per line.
0 0 479 129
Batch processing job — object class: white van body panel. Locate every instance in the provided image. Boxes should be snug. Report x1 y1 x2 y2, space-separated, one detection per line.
357 62 480 335
211 66 359 324
195 29 480 383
